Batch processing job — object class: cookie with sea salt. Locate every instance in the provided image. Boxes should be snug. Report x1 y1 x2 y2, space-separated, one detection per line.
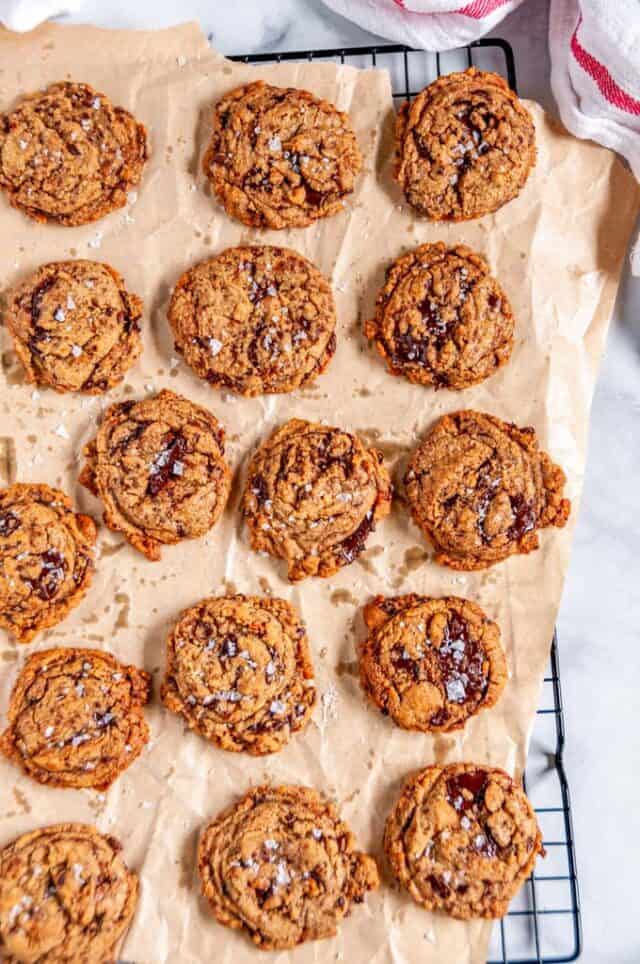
203 81 362 229
384 763 543 919
0 483 96 644
5 259 142 394
364 242 514 390
79 389 231 561
242 418 392 581
161 594 315 755
360 594 506 732
0 823 138 962
0 647 151 790
168 245 336 396
404 410 570 570
0 81 148 226
198 784 379 949
394 68 536 221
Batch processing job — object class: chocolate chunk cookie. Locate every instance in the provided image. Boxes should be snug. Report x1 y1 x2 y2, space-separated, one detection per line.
0 483 96 644
5 260 143 394
360 594 506 732
384 763 543 919
80 389 231 561
168 246 336 396
364 243 514 390
162 595 315 755
404 411 571 570
0 81 148 226
198 784 379 950
242 418 392 581
0 823 138 962
203 81 362 229
0 647 151 790
394 68 536 221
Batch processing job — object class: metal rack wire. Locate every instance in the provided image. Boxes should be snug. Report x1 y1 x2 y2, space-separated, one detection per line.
231 38 582 964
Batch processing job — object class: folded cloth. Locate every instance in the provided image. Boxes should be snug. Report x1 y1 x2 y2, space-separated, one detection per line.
322 0 640 272
0 0 78 31
549 0 640 273
320 0 523 50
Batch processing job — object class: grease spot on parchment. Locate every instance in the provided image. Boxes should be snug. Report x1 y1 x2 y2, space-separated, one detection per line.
331 588 357 606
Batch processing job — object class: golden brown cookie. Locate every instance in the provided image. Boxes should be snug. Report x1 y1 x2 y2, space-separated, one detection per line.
0 483 96 644
203 81 362 229
394 68 536 221
0 81 148 226
5 260 143 394
242 418 392 581
360 594 506 732
198 784 379 950
0 823 138 963
364 243 514 390
168 245 336 396
80 389 231 561
162 595 315 755
404 410 571 570
0 647 151 791
384 763 543 919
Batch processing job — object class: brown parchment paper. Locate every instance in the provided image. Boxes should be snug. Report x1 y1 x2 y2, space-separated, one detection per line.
0 21 638 964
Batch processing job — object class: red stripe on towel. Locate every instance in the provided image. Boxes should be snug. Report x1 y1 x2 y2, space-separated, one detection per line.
459 0 511 17
570 19 640 115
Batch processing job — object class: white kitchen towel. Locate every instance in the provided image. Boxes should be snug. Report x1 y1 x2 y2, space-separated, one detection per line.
320 0 524 50
0 0 78 30
322 0 640 272
549 0 640 273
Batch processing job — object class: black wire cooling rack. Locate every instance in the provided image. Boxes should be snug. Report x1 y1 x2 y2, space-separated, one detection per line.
230 38 582 964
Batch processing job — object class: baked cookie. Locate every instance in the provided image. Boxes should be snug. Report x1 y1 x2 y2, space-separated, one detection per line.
168 246 336 396
5 260 143 394
0 823 138 962
0 81 148 226
0 483 96 644
203 81 362 229
364 243 514 390
394 68 536 221
162 595 315 755
384 763 543 919
80 389 231 561
242 418 392 581
0 647 151 790
360 594 506 732
198 784 379 950
404 410 570 570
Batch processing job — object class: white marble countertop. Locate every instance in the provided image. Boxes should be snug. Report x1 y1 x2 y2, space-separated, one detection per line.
25 1 640 961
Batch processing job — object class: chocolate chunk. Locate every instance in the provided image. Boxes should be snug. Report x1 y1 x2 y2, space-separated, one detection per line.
147 433 188 497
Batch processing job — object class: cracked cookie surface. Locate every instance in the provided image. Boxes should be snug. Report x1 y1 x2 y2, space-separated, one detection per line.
360 594 506 733
384 763 543 919
404 410 570 570
0 823 138 963
6 260 142 394
0 483 96 644
198 784 379 950
203 81 362 229
162 595 315 755
394 68 536 221
242 418 392 581
364 243 514 390
0 81 148 226
168 246 336 396
80 389 231 561
0 647 151 791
